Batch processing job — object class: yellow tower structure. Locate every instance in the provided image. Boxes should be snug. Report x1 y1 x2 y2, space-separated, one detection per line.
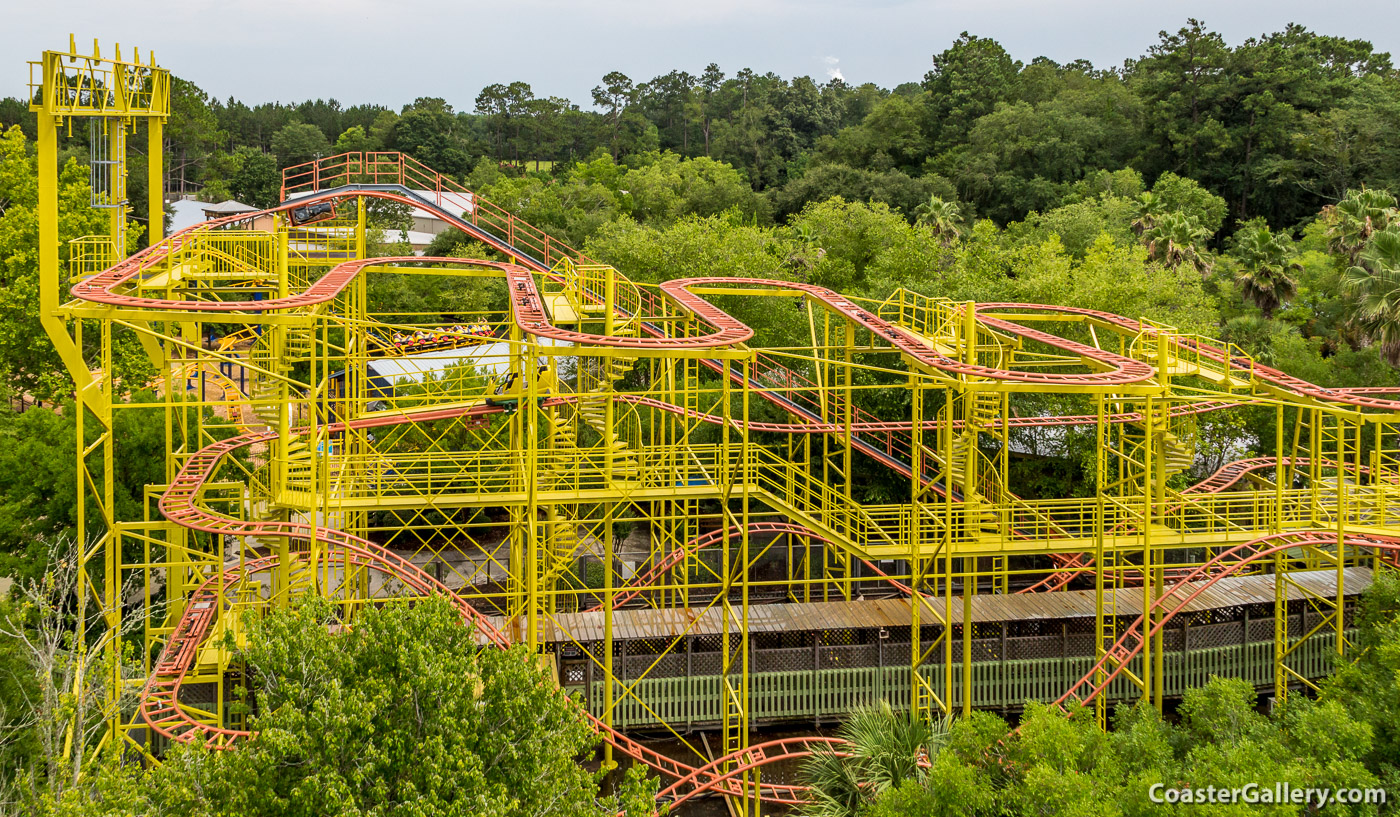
30 36 169 747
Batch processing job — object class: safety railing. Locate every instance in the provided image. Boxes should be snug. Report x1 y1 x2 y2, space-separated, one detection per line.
748 446 905 553
552 258 648 339
876 289 960 344
281 151 588 272
581 629 1353 729
308 444 751 502
1006 484 1400 544
67 235 117 282
178 231 277 279
1129 317 1256 386
877 289 1013 367
28 48 169 117
1129 324 1178 376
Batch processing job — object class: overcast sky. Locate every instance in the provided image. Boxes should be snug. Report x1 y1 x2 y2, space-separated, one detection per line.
8 0 1398 114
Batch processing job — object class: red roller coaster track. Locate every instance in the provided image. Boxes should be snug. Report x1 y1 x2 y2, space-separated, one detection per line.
83 169 1400 806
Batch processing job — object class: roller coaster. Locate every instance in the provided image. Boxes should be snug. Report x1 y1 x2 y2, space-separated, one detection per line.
29 41 1400 813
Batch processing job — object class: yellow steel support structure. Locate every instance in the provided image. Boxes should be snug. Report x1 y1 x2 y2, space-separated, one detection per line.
28 42 1400 811
31 37 170 753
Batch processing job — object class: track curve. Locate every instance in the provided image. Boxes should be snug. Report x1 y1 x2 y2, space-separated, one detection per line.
1054 530 1400 709
145 406 827 804
96 185 1400 807
976 303 1400 413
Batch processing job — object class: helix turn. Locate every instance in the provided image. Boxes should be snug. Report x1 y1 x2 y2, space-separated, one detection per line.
87 182 1400 806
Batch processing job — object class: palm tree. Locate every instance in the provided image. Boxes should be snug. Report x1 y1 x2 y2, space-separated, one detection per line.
1325 188 1398 264
786 222 826 283
1130 191 1163 236
1231 223 1300 318
914 195 964 248
1341 225 1400 364
1142 212 1214 276
802 702 952 817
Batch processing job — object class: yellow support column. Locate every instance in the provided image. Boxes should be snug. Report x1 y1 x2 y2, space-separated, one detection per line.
909 377 923 718
962 556 973 716
31 39 169 750
525 337 542 649
148 116 163 245
1094 395 1108 729
1142 392 1158 709
603 503 615 765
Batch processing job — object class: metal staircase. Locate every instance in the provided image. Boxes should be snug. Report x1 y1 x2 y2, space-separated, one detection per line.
945 390 1004 536
577 355 641 482
1143 402 1194 478
537 408 586 595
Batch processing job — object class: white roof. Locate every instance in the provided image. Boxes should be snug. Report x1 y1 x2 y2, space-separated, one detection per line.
368 339 573 384
369 346 510 383
412 190 474 218
170 198 216 234
202 200 258 214
287 188 473 222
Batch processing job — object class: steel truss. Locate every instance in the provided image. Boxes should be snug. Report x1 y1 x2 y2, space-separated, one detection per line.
30 43 1400 813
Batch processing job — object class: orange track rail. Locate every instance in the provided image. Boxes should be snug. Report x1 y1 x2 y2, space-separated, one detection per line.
1018 456 1376 594
145 411 825 804
89 161 1400 805
1053 530 1400 710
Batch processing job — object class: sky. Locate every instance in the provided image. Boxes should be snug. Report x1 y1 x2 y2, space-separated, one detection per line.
7 0 1399 114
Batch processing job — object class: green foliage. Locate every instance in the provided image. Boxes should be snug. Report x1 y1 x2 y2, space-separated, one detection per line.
620 152 764 225
1005 234 1219 335
17 20 1387 237
1149 171 1229 236
1326 567 1400 776
211 596 609 815
948 72 1143 222
1004 194 1138 258
789 197 922 293
1293 75 1400 201
923 32 1022 154
392 98 475 177
0 126 151 400
1231 220 1302 318
587 211 794 286
227 146 281 209
1131 20 1391 225
167 77 228 197
1142 211 1214 275
770 164 948 221
848 675 1388 817
32 596 657 816
586 212 808 349
803 702 951 817
1339 203 1400 362
0 390 238 579
911 194 963 247
1325 188 1397 264
269 123 331 170
480 172 623 248
0 596 41 785
333 124 373 154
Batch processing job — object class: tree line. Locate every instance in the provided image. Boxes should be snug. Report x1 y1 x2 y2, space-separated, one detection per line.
4 20 1397 228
